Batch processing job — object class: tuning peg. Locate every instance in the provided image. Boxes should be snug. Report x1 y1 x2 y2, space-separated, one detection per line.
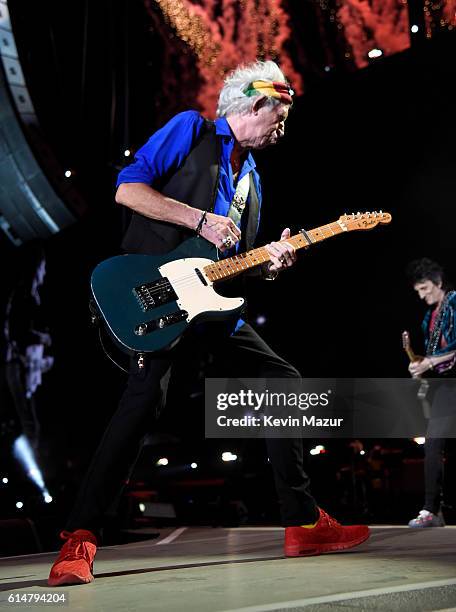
379 209 383 214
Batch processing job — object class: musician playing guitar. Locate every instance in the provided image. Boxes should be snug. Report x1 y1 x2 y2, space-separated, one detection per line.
48 60 369 586
405 258 456 528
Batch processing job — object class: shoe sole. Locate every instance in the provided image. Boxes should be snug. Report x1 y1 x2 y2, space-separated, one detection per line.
48 573 94 587
408 524 445 528
285 532 370 557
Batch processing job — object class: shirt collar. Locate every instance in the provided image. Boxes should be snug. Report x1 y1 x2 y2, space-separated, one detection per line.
214 116 256 170
214 116 232 137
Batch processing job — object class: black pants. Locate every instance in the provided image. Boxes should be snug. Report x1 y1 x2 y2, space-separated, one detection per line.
423 436 445 514
66 324 318 534
423 384 456 514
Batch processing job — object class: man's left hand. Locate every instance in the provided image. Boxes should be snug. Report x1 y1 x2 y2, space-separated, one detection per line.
265 228 296 273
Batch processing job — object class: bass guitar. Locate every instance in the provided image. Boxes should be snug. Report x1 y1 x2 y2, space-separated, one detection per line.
91 211 391 357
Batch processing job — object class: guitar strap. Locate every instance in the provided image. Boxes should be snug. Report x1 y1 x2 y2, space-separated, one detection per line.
227 172 250 228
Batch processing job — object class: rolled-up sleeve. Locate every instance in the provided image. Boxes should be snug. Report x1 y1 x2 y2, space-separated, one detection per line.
116 110 205 187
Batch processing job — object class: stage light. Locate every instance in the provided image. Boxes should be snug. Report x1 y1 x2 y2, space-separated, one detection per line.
310 444 326 455
64 170 72 178
2 477 8 484
190 462 197 469
43 494 53 504
368 49 383 59
124 149 131 157
414 437 426 445
411 25 419 33
28 467 44 488
16 502 23 509
256 315 266 326
156 457 169 466
360 450 366 455
222 452 237 462
139 503 146 512
324 66 331 72
13 436 50 500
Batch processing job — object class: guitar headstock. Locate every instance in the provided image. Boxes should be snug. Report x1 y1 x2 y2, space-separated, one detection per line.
402 329 423 363
338 211 392 231
402 330 411 351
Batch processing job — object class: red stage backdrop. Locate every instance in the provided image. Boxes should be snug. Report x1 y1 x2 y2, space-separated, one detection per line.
337 0 410 68
143 0 456 118
144 0 303 119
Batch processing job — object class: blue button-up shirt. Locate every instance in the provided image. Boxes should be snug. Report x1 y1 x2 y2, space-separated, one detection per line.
116 110 262 332
116 110 262 243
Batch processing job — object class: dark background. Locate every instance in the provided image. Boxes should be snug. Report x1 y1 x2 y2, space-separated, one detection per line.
1 0 456 552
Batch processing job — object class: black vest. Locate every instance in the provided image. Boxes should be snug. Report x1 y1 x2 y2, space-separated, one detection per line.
121 120 260 255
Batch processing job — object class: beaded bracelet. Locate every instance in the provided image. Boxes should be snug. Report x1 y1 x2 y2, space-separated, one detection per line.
195 210 208 235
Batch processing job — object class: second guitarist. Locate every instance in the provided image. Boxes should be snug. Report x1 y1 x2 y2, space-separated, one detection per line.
406 258 456 528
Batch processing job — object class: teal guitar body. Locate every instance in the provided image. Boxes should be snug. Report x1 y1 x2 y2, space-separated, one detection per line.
90 237 245 355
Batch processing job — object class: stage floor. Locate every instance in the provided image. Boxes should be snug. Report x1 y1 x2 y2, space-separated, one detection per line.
1 526 456 611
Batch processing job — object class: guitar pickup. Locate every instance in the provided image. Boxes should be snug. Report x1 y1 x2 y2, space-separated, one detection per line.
134 310 189 336
133 278 178 312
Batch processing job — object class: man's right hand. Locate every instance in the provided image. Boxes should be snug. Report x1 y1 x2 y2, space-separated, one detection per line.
199 212 241 252
408 358 431 377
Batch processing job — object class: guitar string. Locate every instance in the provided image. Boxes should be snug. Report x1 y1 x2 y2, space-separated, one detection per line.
134 236 313 297
140 250 270 292
136 251 271 293
129 219 385 308
134 223 350 297
142 234 306 290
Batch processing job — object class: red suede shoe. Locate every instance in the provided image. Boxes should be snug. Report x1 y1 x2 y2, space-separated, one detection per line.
284 508 370 557
48 530 98 586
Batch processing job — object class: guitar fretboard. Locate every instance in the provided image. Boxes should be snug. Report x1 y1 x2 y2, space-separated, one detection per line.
203 221 346 282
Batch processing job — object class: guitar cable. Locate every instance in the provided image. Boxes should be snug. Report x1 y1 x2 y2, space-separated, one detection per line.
90 298 130 374
97 327 130 374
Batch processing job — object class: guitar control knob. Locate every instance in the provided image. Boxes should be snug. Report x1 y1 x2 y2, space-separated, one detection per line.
135 324 147 336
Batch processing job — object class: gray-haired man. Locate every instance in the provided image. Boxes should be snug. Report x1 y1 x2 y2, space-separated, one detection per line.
48 61 369 586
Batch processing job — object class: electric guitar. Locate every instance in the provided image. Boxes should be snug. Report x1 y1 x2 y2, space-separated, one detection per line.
91 211 392 356
402 330 423 365
402 330 431 417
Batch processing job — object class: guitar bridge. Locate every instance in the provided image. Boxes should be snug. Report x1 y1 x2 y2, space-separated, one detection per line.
134 310 189 336
133 278 177 311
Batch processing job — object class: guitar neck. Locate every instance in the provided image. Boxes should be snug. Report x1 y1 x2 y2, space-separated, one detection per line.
402 331 421 363
405 347 418 362
203 221 345 283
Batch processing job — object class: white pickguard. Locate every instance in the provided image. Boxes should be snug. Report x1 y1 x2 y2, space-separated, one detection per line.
158 257 244 322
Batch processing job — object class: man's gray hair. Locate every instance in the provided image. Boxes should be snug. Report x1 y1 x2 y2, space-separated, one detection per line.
216 60 287 117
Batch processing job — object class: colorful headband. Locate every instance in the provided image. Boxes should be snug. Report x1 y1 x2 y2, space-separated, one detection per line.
243 80 294 104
